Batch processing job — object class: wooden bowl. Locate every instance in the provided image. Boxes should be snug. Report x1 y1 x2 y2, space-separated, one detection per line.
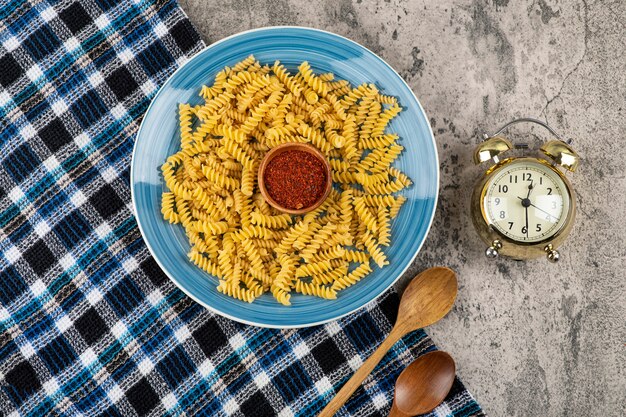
258 143 332 215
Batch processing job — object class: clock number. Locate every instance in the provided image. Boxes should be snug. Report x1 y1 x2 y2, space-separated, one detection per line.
495 197 501 205
521 226 527 234
536 224 542 232
547 187 552 195
498 185 508 193
499 211 505 219
523 172 532 181
509 175 518 184
508 222 514 230
551 201 557 209
539 176 543 185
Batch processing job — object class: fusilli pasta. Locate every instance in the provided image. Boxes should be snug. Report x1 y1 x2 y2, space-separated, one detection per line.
161 56 411 305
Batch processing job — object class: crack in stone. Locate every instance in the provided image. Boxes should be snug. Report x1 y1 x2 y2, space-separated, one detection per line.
540 0 590 122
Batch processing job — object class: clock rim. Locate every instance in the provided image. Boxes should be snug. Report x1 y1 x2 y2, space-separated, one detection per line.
471 157 577 259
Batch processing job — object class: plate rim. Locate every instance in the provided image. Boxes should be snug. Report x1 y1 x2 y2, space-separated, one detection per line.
130 26 439 328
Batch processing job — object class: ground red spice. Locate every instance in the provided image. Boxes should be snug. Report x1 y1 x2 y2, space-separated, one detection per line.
264 150 327 210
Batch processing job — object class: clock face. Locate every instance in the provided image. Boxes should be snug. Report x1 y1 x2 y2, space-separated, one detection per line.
483 160 571 243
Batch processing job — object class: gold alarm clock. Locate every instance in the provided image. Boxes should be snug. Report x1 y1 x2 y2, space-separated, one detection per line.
471 118 580 262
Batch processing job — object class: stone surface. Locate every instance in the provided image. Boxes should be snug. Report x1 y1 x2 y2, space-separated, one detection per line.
178 1 626 415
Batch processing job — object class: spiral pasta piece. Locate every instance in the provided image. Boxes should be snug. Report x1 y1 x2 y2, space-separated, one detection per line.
240 90 283 134
225 70 263 91
273 255 297 289
264 124 298 142
341 114 359 162
213 124 249 144
274 221 310 254
310 103 331 123
272 61 302 97
332 170 357 184
311 264 349 285
300 223 338 260
308 245 346 263
197 91 235 120
359 101 382 140
296 124 332 154
240 162 257 197
219 140 255 169
359 133 398 150
251 211 293 229
241 239 265 273
217 280 258 303
363 179 407 195
234 225 274 241
195 220 229 235
200 165 240 190
360 230 388 267
370 144 404 173
354 197 378 233
355 171 390 187
336 189 353 233
327 130 346 148
371 104 402 137
377 207 391 246
295 260 333 277
329 158 351 172
362 194 397 207
236 75 271 112
339 83 374 109
178 103 194 149
325 93 347 120
390 196 406 219
304 90 318 105
294 281 337 299
341 249 370 264
232 55 256 72
332 262 372 290
270 93 293 126
161 192 180 224
388 166 413 188
189 250 223 278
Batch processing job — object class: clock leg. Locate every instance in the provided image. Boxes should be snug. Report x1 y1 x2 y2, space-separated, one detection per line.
485 240 503 259
544 244 560 263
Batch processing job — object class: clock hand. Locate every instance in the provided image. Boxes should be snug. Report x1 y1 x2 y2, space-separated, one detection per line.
525 204 529 238
517 197 557 220
526 180 534 199
519 180 534 208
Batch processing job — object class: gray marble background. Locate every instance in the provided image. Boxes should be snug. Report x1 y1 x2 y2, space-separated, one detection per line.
178 0 626 415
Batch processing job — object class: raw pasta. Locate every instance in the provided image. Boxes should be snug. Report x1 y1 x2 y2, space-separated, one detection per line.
161 55 411 305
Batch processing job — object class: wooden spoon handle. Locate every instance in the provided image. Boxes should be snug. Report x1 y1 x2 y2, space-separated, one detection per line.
318 329 402 417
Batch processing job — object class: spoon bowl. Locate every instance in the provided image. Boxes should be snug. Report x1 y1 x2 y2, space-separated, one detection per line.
395 266 458 334
390 351 456 417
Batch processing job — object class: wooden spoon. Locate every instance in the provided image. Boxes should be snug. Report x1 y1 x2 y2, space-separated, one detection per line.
318 267 457 417
388 351 456 417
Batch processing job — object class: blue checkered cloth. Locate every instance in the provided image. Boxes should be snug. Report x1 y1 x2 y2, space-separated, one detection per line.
0 1 484 416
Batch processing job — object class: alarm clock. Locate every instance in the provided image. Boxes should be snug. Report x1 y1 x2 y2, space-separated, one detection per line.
471 118 580 262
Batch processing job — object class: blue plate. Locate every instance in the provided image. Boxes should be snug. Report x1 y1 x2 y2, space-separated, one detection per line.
131 27 438 328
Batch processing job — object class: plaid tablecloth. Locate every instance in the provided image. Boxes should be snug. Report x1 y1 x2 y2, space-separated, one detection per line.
0 0 484 416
